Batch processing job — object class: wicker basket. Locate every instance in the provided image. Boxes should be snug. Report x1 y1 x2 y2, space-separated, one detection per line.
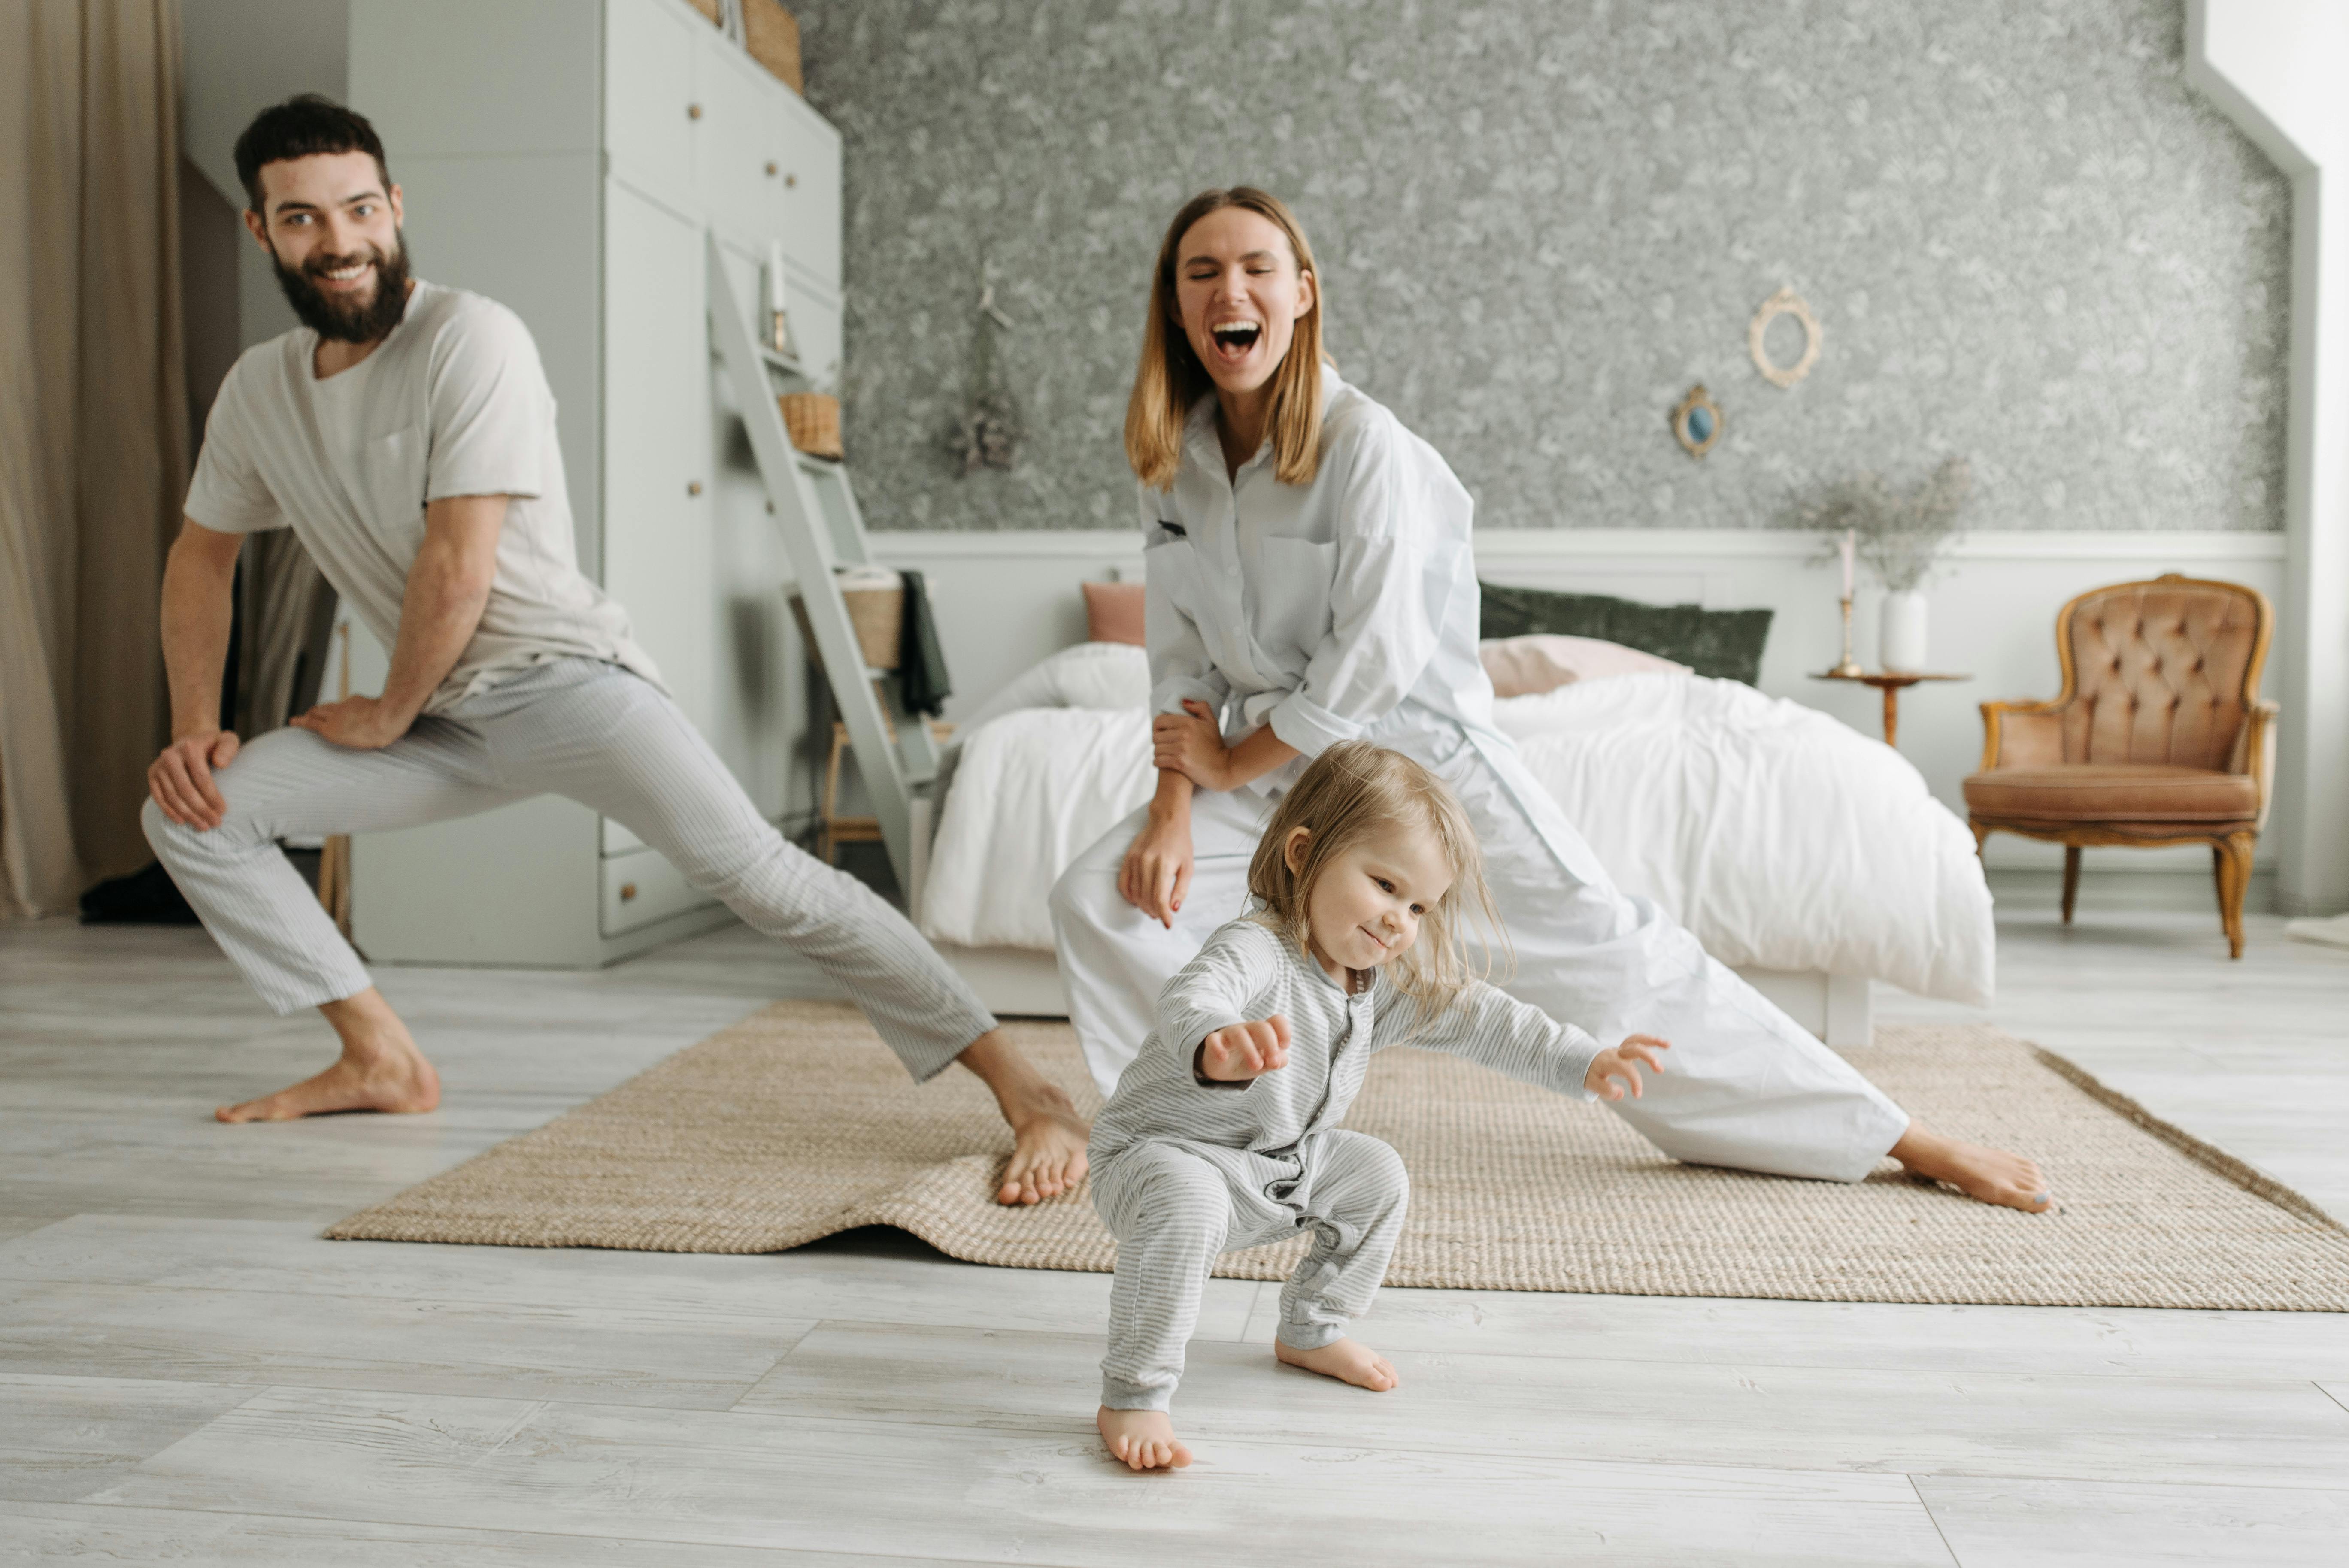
680 0 799 97
779 392 842 460
742 0 803 93
788 584 900 672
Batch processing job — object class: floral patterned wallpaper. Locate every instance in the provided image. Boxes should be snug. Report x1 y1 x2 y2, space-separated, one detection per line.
790 0 2288 533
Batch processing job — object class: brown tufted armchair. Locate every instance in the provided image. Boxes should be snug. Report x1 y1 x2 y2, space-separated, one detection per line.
1963 575 2278 958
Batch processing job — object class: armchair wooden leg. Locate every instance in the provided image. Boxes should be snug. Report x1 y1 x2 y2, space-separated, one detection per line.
1968 820 1990 858
2215 830 2255 959
2061 845 2081 926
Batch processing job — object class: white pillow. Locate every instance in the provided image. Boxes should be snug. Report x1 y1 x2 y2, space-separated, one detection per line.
955 641 1152 735
1479 634 1692 698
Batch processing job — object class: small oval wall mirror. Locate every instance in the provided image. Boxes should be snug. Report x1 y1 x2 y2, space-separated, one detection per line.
1671 383 1722 458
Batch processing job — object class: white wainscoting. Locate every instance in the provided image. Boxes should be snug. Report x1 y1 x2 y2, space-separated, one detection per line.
873 528 2288 874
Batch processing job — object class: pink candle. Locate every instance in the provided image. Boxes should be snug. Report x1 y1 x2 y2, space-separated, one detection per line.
1839 529 1855 600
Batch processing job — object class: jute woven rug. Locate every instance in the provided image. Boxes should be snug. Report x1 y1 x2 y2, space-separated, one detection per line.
328 1001 2349 1310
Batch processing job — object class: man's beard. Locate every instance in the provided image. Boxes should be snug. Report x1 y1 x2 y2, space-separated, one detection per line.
271 233 414 344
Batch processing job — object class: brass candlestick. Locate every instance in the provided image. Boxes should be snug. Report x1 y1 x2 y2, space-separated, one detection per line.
1828 595 1863 677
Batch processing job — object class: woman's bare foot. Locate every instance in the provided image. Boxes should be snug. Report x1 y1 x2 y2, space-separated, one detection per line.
216 988 441 1123
1274 1336 1400 1391
1891 1121 2053 1212
957 1030 1093 1205
1097 1406 1191 1471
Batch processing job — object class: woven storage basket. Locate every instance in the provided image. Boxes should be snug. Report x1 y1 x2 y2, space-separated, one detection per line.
743 0 803 92
788 586 900 672
779 393 842 460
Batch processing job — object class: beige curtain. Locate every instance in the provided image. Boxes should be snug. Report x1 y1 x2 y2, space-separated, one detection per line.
238 529 338 735
0 0 188 918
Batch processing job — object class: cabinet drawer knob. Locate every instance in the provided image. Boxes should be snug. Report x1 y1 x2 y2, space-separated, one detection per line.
619 882 638 902
765 161 778 176
687 480 703 496
687 103 703 120
785 172 797 188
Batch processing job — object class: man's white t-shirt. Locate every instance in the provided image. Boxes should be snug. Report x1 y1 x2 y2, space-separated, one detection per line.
185 279 661 714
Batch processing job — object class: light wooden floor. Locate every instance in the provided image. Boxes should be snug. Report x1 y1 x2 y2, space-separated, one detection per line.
4 876 2347 1565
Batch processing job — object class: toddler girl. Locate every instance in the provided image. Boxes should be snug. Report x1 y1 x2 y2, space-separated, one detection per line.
1088 740 1670 1471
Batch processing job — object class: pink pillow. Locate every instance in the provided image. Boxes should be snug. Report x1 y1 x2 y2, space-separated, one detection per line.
1479 634 1691 697
1083 581 1146 646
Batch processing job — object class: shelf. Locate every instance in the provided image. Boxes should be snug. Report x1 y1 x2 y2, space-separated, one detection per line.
759 343 808 377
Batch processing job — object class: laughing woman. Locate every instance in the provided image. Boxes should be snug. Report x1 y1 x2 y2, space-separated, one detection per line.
1049 186 2050 1211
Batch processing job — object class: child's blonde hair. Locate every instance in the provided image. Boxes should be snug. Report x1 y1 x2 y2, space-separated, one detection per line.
1246 742 1506 1023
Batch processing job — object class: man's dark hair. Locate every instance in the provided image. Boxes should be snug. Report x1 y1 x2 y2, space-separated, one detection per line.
233 94 391 213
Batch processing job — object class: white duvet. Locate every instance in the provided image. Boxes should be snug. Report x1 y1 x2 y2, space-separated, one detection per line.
1492 672 1993 1004
920 646 1994 1004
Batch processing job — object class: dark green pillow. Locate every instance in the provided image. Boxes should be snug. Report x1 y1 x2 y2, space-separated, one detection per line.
1478 583 1774 686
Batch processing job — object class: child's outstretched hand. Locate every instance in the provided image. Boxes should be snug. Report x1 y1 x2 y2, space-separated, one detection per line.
1585 1034 1670 1101
1199 1015 1292 1082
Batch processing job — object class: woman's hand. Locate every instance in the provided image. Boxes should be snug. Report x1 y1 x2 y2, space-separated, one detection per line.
1118 799 1195 928
1584 1035 1671 1102
1152 700 1233 791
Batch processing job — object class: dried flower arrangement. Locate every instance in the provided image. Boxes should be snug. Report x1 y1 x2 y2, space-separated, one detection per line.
1785 457 1974 592
952 279 1023 476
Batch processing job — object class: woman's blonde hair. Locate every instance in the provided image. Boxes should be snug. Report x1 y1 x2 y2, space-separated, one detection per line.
1246 742 1507 1026
1124 186 1326 490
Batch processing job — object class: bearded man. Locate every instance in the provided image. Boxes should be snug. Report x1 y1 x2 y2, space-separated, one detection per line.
144 96 1088 1205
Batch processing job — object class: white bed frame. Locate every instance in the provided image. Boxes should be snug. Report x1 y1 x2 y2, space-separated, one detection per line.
910 803 1874 1048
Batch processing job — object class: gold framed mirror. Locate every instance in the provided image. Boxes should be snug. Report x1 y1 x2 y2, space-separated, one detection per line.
1670 383 1722 458
1749 287 1822 388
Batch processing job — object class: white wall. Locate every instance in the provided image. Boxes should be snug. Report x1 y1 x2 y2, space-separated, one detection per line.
2189 0 2349 914
871 528 2287 875
180 0 346 353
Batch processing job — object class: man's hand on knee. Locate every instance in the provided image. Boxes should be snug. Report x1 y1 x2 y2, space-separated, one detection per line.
291 694 412 751
149 730 240 831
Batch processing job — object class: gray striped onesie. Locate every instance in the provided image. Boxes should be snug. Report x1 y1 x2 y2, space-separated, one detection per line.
1089 917 1605 1411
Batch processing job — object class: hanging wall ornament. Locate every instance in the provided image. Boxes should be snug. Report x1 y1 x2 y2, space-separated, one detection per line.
1748 286 1823 388
1670 383 1722 458
952 278 1024 475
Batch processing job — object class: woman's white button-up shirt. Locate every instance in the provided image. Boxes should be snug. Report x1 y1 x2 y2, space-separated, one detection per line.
1141 366 1496 796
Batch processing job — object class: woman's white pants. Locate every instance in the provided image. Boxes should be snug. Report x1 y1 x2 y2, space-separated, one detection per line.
1049 722 1908 1184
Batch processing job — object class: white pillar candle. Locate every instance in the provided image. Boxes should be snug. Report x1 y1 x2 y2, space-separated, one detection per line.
1840 528 1855 599
766 241 787 315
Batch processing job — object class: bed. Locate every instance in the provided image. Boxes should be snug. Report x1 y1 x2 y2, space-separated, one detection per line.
912 642 1996 1047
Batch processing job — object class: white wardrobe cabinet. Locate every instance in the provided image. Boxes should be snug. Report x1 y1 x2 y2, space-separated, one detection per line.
604 0 698 195
346 0 841 966
603 180 715 738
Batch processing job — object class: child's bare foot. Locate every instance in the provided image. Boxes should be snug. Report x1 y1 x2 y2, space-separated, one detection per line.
1097 1406 1191 1471
1275 1336 1399 1391
1891 1121 2054 1212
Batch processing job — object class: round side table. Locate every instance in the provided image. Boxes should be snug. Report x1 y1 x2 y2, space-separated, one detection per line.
1809 671 1970 748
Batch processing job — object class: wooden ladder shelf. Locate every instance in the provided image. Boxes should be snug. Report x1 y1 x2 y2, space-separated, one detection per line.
705 231 937 888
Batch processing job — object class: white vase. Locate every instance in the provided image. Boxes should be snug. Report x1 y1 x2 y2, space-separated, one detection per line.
1879 589 1929 673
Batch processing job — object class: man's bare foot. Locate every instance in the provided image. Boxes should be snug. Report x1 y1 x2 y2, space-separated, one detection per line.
1274 1336 1399 1391
216 988 440 1123
957 1029 1092 1205
1891 1121 2053 1212
997 1087 1089 1206
1097 1406 1191 1471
